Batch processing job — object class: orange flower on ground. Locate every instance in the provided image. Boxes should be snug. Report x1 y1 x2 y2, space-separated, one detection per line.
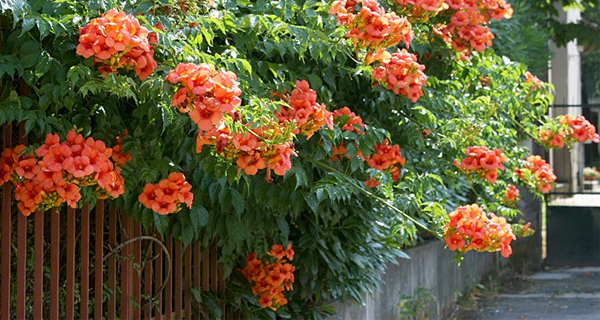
138 172 193 215
444 204 516 258
241 244 295 310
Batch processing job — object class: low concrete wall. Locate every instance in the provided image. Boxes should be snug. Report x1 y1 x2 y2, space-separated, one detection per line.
335 241 499 320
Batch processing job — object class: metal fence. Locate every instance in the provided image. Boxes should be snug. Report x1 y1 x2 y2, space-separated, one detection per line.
0 123 229 319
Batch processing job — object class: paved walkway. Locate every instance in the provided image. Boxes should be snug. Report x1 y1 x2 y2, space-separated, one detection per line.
450 267 600 319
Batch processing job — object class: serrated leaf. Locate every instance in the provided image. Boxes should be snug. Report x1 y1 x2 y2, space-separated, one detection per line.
191 204 209 229
179 213 195 247
230 188 244 215
276 217 289 238
304 193 318 213
153 213 169 236
141 211 154 232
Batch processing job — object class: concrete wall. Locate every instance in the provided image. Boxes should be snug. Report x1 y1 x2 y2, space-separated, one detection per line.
334 241 499 320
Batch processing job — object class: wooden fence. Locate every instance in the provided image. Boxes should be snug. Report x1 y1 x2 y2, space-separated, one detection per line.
0 124 228 319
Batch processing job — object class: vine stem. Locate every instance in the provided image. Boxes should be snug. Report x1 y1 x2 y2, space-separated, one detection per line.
303 156 441 237
103 235 172 310
508 116 540 142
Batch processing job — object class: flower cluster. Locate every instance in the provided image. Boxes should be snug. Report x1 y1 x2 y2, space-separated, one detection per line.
454 146 507 184
334 107 365 134
503 184 519 207
393 0 447 20
371 49 427 102
329 107 366 161
435 0 513 58
514 155 556 193
167 63 242 131
138 172 193 215
444 204 516 258
524 71 544 91
365 138 406 187
329 0 413 52
196 122 297 181
0 131 125 216
538 114 600 149
111 130 132 166
274 80 334 139
76 9 157 80
241 244 295 310
511 221 535 238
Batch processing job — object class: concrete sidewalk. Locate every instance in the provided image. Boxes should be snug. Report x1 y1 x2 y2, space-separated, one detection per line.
449 267 600 319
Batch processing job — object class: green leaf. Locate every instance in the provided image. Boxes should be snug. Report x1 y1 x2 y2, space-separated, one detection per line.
276 216 289 238
179 212 195 246
230 188 244 215
153 213 169 236
190 204 209 230
20 17 35 35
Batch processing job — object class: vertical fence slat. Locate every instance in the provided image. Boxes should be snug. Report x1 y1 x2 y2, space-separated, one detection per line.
16 212 27 319
108 206 117 319
66 207 76 319
50 208 60 320
34 211 44 319
15 119 28 319
175 241 182 319
185 246 192 319
210 245 218 292
1 124 12 319
154 234 163 319
80 203 90 319
165 238 173 320
202 248 209 291
133 221 142 320
143 234 153 319
94 200 105 319
121 214 132 320
193 244 201 317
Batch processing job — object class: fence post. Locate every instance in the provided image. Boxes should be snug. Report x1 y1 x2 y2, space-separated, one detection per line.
1 124 12 320
94 200 105 319
80 203 91 319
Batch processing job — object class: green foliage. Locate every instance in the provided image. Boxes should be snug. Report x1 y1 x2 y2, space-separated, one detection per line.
0 0 556 317
396 287 435 320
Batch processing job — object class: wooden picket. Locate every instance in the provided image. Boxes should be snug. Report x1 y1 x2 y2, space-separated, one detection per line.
0 124 231 319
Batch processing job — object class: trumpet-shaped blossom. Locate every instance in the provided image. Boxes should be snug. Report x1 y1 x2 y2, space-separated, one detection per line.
454 146 507 184
444 204 516 258
329 0 413 51
138 172 193 215
515 155 556 193
0 131 125 216
241 244 295 310
371 49 427 102
76 9 157 80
